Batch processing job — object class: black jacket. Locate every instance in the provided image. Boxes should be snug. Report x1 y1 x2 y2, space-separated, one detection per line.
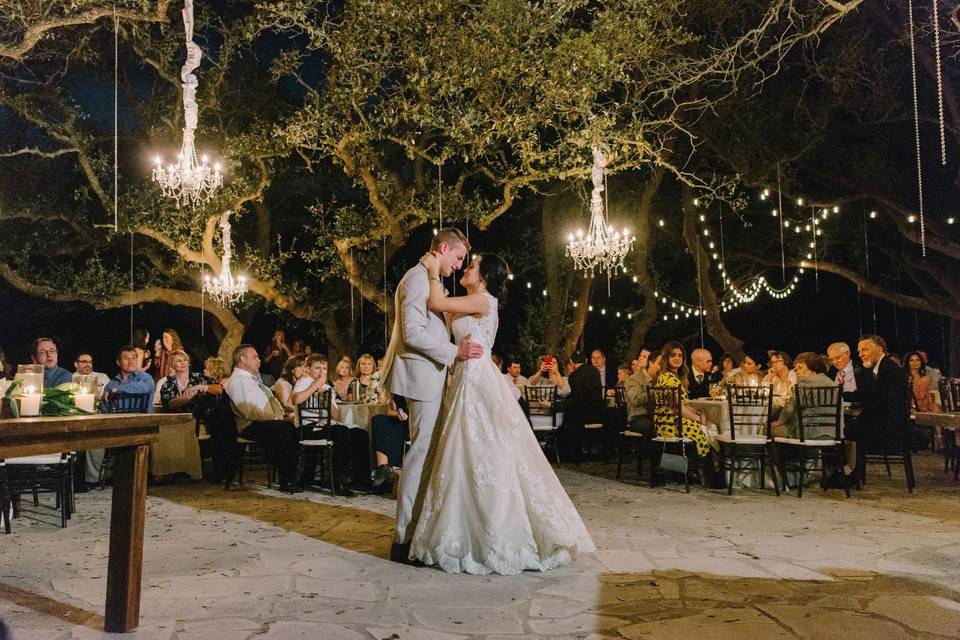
687 369 721 400
560 364 604 419
827 361 874 403
855 356 908 450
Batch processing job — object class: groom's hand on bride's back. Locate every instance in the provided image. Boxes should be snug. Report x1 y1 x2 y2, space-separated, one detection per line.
456 334 484 361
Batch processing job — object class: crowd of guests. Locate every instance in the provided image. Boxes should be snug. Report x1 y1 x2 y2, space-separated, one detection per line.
1 327 950 496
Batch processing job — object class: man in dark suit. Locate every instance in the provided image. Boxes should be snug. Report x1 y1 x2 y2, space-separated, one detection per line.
834 335 907 484
826 341 873 403
590 348 618 390
687 348 720 399
558 351 604 462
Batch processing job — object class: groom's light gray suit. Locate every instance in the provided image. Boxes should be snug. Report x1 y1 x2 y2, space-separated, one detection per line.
381 262 457 543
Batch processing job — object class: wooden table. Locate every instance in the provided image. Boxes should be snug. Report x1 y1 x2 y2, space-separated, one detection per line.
914 411 960 429
0 413 189 633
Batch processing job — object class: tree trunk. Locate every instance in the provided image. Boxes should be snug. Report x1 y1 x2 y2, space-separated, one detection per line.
253 201 272 258
680 185 744 358
623 169 665 359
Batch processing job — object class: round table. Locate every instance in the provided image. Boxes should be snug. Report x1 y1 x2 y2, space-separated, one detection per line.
337 402 389 433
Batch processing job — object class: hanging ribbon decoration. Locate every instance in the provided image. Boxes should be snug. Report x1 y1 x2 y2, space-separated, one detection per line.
776 164 786 281
907 0 927 257
932 0 946 165
810 205 819 293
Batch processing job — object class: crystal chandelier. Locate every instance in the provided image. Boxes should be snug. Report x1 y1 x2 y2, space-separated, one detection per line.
152 0 223 207
203 211 247 306
566 147 634 277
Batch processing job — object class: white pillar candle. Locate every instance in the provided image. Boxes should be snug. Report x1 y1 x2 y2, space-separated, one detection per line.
19 393 42 416
74 393 96 413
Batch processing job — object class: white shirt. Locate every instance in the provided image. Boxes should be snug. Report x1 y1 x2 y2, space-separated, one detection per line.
872 354 885 375
505 373 528 388
224 368 284 432
293 376 338 424
595 365 607 388
836 361 856 393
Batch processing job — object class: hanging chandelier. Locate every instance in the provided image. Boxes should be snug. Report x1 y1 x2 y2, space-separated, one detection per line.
152 0 223 207
566 147 634 277
203 211 247 306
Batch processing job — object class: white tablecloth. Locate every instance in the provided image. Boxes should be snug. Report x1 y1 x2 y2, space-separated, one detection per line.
337 403 389 433
689 398 767 436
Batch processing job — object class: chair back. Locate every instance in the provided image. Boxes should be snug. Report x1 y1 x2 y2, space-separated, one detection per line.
298 387 333 432
523 385 558 415
794 385 842 443
946 378 960 411
725 384 773 440
614 386 627 410
648 385 682 432
104 392 151 414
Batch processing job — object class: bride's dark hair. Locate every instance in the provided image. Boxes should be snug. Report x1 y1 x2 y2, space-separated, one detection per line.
478 253 511 303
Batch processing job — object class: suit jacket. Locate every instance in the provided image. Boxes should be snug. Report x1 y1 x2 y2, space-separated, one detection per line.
687 369 720 399
380 263 458 402
593 364 618 390
856 356 907 450
558 364 603 417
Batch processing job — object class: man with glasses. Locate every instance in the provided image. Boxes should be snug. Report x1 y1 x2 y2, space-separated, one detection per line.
73 351 110 395
826 342 872 402
31 337 72 387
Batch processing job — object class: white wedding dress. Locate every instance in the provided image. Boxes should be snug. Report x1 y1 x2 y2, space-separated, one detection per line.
409 292 595 575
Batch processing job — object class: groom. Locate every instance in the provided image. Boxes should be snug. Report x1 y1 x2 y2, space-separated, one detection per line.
381 228 483 562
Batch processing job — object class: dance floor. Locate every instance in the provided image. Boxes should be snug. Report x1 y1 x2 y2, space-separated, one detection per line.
2 453 960 639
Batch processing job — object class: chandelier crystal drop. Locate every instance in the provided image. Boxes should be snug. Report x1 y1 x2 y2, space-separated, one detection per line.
203 211 247 306
152 0 223 207
565 147 634 277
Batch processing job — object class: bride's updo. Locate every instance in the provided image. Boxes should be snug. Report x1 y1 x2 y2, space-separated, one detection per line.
477 253 511 303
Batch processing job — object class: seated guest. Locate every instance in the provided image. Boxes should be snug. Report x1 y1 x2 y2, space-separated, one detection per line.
763 351 795 413
354 353 380 402
719 353 738 382
292 354 370 496
771 352 835 439
72 350 110 395
160 350 208 413
223 344 302 494
556 350 604 463
631 345 652 375
591 348 617 390
905 350 942 449
832 335 907 487
526 354 571 397
261 329 292 384
370 393 410 493
687 348 719 399
504 357 528 391
726 349 765 388
826 341 872 402
332 358 356 402
919 350 942 389
653 342 718 462
271 355 307 420
31 337 73 387
93 346 156 484
290 339 304 358
193 356 231 423
624 346 660 437
616 364 632 388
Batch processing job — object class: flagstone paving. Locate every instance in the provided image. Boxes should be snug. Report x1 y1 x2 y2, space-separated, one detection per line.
2 453 960 639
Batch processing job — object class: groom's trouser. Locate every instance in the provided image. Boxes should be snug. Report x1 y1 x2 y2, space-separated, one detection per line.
395 394 443 543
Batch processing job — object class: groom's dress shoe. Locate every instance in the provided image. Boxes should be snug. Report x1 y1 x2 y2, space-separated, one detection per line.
390 542 411 563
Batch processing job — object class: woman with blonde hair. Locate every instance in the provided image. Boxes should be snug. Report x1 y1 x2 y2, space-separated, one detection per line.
332 358 356 402
354 353 379 401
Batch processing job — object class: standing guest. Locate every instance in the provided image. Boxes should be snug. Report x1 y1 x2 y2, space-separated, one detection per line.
527 355 571 396
771 352 836 438
624 347 660 437
491 353 504 372
591 348 617 389
653 342 717 462
332 358 356 401
556 351 604 463
271 355 307 420
290 339 304 358
72 351 111 395
103 346 157 408
687 348 719 399
726 349 765 388
831 335 907 487
354 353 380 402
160 350 208 412
292 354 370 495
132 328 153 373
261 329 291 384
31 337 73 387
764 351 795 413
504 358 528 390
826 341 872 402
152 329 183 382
223 345 302 494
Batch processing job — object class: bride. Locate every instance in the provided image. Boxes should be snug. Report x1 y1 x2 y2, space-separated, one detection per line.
409 251 595 575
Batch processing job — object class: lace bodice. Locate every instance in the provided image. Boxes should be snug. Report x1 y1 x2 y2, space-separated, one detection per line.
451 292 498 353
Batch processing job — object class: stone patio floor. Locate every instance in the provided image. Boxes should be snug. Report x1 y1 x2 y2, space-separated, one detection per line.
1 452 960 639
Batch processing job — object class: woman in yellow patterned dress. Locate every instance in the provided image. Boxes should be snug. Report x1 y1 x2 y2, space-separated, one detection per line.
653 342 716 459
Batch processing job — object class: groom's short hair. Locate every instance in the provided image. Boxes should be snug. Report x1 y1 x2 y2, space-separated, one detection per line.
431 228 470 252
